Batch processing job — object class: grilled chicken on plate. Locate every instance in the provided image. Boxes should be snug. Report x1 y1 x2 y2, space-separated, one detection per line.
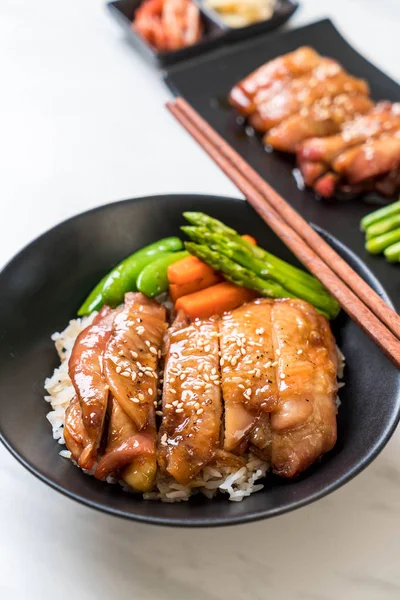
229 46 400 198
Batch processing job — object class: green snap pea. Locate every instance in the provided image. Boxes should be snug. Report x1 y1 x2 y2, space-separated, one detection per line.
365 214 400 240
361 200 400 231
137 251 189 298
384 241 400 263
78 237 183 315
366 228 400 255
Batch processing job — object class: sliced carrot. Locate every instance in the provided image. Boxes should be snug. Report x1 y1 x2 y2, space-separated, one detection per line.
175 282 257 319
169 272 221 302
241 234 257 245
168 255 217 285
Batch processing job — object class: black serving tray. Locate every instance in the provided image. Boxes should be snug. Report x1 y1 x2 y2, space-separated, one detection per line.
164 19 400 306
107 0 298 68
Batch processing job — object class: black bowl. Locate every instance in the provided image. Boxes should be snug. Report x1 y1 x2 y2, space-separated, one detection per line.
0 194 399 527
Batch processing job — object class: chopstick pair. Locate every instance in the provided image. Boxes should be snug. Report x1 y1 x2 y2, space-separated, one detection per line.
166 96 400 369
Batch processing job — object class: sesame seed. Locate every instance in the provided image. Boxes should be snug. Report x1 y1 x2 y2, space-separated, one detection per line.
136 326 145 335
154 400 158 407
204 373 210 382
170 389 176 394
246 388 251 396
130 397 140 404
158 389 162 396
156 411 163 416
118 350 124 356
121 371 130 378
158 350 162 358
138 393 145 401
180 373 186 381
276 349 281 356
177 402 184 408
205 383 213 390
148 388 153 396
271 361 278 367
264 361 271 368
131 372 137 382
138 372 144 377
150 346 157 355
172 400 179 407
204 344 211 353
176 408 184 414
255 369 261 378
130 351 138 359
165 403 172 409
145 340 151 347
238 384 245 390
280 373 286 379
211 368 217 375
194 402 200 410
116 365 122 374
161 433 168 446
169 377 175 383
196 408 204 415
193 384 202 390
231 356 238 366
297 349 303 355
220 358 225 366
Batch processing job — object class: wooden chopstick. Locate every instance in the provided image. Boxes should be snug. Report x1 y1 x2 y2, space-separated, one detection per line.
167 98 400 369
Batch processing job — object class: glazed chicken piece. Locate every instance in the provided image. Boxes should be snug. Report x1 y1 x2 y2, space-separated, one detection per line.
228 47 323 116
297 159 329 187
332 130 400 184
265 94 373 153
158 312 222 485
103 293 166 430
94 396 156 490
219 299 278 454
95 293 167 491
270 299 338 477
66 306 115 470
312 171 340 198
64 396 92 466
298 102 400 164
250 66 369 132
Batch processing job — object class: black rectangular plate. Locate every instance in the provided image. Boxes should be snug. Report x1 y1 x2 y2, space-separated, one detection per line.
165 18 400 307
107 0 298 68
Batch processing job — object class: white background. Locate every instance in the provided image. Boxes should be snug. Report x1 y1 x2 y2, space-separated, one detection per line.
1 1 400 598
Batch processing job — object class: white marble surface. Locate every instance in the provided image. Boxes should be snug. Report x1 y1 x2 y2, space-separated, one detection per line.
1 1 400 598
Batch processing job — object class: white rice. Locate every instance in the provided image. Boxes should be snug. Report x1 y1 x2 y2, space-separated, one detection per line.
44 313 97 448
144 456 269 503
43 316 345 502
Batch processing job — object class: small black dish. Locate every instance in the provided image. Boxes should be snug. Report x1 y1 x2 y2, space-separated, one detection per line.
107 0 298 68
0 194 399 527
197 0 298 44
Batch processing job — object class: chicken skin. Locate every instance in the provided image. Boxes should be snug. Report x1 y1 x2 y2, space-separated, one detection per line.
158 312 222 485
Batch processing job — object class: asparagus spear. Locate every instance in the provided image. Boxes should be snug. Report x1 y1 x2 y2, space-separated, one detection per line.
182 225 340 317
361 200 400 231
366 228 400 254
183 211 327 292
365 214 400 240
384 241 400 263
185 242 333 319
